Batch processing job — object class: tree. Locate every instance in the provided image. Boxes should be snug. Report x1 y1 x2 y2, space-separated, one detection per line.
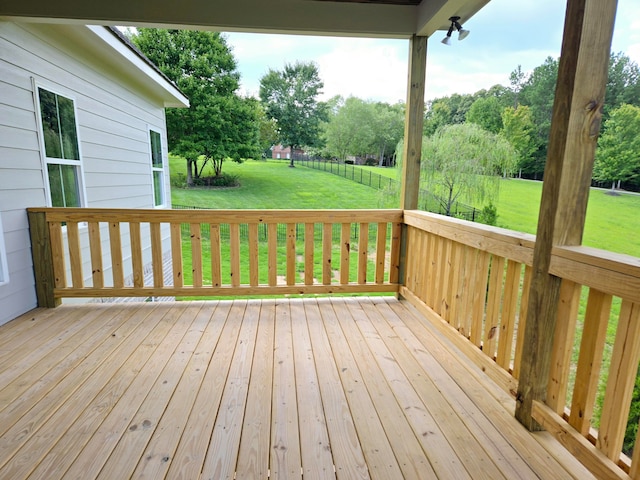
259 61 328 166
370 102 404 166
594 104 640 189
133 29 260 185
466 96 504 134
421 123 517 215
606 53 640 116
323 97 372 161
509 65 527 107
501 105 536 176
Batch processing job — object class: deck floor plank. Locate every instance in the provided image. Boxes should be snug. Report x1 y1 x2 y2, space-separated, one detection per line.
290 299 335 479
330 298 438 479
199 299 258 480
236 299 276 479
0 302 168 477
63 302 225 480
357 297 508 480
0 297 595 480
303 299 370 479
162 300 238 480
375 298 542 480
384 297 596 480
271 299 303 479
28 303 205 480
0 304 128 423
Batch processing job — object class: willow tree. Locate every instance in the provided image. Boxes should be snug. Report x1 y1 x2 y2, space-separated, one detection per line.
421 123 517 216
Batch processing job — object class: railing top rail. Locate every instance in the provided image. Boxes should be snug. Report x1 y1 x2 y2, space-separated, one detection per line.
27 207 404 224
404 209 536 266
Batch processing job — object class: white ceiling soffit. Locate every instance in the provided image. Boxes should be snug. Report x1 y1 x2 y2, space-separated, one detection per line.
1 0 490 38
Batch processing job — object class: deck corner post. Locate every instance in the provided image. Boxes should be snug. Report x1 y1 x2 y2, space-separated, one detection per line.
398 35 427 298
400 34 427 212
28 209 59 308
515 0 617 430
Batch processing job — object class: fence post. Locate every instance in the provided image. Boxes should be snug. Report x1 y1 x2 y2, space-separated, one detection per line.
28 210 60 308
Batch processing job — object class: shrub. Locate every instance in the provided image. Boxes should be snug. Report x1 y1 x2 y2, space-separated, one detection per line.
478 202 498 226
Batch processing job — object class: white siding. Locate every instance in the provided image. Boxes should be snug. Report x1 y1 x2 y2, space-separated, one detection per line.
0 22 173 326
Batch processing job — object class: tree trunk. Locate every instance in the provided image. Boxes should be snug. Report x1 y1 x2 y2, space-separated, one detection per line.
289 145 295 167
186 159 194 187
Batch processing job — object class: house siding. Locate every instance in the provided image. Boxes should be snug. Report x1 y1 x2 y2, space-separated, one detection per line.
0 22 174 326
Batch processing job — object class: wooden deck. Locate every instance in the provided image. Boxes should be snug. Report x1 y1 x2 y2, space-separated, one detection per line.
0 297 594 479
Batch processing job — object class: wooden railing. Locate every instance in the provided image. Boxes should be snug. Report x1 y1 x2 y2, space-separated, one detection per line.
400 210 640 479
27 208 402 304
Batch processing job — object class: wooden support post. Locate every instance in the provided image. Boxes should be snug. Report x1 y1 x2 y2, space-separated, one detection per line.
28 210 60 308
399 35 427 289
515 0 617 430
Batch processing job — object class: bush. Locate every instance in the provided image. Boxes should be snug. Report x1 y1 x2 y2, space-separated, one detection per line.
478 202 498 226
365 158 377 166
190 174 240 188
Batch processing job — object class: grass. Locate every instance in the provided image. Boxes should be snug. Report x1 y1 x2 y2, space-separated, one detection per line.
171 158 640 257
170 157 388 209
496 178 640 257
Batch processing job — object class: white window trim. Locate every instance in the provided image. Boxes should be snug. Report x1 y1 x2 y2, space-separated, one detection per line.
148 126 168 208
32 79 87 208
0 212 9 286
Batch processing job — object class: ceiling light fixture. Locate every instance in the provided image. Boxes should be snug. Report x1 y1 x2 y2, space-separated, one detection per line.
441 16 470 45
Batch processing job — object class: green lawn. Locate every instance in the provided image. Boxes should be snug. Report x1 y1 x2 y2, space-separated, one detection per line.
170 157 388 209
169 158 640 257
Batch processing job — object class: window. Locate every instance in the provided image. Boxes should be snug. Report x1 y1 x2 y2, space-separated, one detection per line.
36 87 83 207
149 129 165 207
0 213 8 286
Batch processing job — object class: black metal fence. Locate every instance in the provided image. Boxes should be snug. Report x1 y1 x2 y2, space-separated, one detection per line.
293 157 480 222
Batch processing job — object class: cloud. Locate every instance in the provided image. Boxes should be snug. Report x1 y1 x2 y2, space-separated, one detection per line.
315 38 407 103
226 0 640 104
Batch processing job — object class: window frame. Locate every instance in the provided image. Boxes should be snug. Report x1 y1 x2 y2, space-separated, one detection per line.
148 126 167 208
33 80 86 208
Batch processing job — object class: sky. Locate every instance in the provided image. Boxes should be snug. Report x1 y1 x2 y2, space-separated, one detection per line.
224 0 640 104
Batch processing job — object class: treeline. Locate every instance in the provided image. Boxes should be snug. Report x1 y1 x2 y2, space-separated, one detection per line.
424 54 640 188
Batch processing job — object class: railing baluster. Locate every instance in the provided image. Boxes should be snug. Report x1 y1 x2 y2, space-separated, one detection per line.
357 223 368 285
484 255 505 359
67 221 83 288
447 242 463 330
170 223 183 288
129 222 143 288
304 223 314 286
322 223 332 285
230 223 240 287
249 223 259 286
375 222 386 284
108 221 124 288
150 222 163 288
597 300 640 461
569 289 612 435
268 223 278 287
470 250 490 349
49 222 66 289
458 245 475 338
286 223 296 286
339 223 350 285
190 223 203 288
210 224 221 287
88 221 103 289
389 222 401 285
546 280 581 414
513 265 532 379
497 260 521 369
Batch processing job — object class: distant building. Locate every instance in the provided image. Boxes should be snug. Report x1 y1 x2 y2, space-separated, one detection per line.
272 144 304 160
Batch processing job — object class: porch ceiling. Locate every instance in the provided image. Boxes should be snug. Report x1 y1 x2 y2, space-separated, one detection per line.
0 0 490 38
